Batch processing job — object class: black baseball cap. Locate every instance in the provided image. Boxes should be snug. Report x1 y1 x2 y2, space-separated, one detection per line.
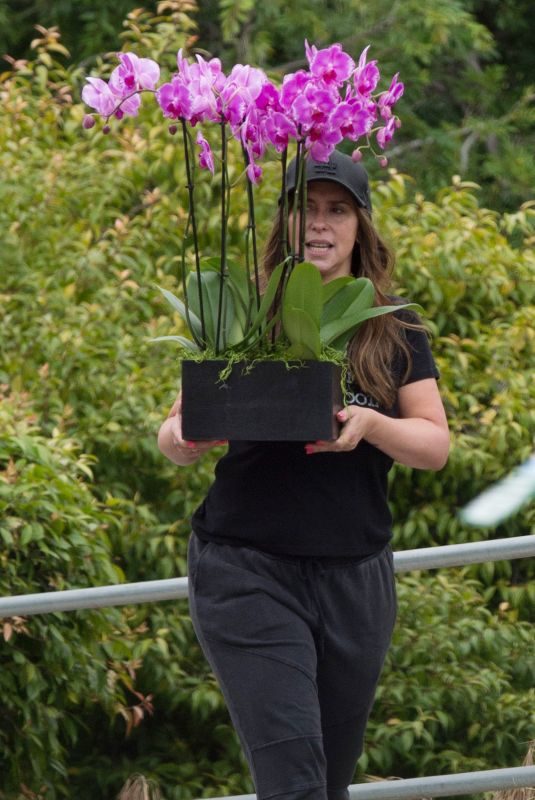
283 149 372 213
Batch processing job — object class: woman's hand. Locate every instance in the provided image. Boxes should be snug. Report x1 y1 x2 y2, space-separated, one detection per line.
304 407 375 455
158 391 227 465
305 379 450 470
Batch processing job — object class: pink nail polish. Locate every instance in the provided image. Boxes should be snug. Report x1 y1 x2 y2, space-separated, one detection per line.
304 445 314 455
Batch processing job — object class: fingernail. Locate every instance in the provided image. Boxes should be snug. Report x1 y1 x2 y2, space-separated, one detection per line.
337 410 347 420
185 441 197 448
304 445 315 455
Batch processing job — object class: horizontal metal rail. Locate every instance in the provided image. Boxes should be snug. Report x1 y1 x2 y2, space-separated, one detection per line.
393 534 534 572
1 535 533 618
207 766 535 800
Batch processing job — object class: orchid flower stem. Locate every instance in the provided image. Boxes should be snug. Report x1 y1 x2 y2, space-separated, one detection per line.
270 148 290 346
215 119 228 355
242 145 261 312
291 139 306 270
181 119 206 350
298 150 307 262
280 147 289 263
181 118 206 347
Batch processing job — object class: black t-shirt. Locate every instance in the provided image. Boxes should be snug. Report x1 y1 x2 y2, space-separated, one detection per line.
191 318 439 558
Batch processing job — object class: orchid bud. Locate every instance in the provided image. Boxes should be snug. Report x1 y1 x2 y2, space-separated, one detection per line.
168 124 178 135
351 149 363 163
102 124 111 135
379 156 388 168
83 114 96 130
394 118 402 129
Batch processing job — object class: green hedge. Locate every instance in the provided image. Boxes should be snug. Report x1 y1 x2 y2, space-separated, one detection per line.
0 21 533 799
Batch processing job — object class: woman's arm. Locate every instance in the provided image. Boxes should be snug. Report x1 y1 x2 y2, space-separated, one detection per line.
157 392 226 466
306 378 450 471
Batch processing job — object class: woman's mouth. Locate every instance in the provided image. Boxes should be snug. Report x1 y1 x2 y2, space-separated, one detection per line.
306 241 333 253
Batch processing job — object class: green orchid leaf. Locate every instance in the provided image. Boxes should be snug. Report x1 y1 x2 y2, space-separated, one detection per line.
321 277 373 326
233 313 280 354
225 313 247 347
227 258 255 313
282 305 321 359
150 335 201 352
240 262 285 344
156 285 203 341
322 276 355 305
227 281 249 335
187 271 236 349
200 258 258 332
287 342 319 359
283 262 323 328
199 257 253 312
321 302 422 348
198 257 221 272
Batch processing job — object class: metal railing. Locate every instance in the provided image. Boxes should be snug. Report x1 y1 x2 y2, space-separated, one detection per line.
208 766 535 800
1 534 534 798
0 535 533 618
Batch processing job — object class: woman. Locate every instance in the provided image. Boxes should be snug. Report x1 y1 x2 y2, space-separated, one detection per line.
158 149 449 800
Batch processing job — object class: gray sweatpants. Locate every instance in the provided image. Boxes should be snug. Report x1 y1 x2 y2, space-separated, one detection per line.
188 533 396 800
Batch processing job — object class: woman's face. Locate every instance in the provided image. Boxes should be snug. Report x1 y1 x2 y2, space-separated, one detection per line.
289 181 359 283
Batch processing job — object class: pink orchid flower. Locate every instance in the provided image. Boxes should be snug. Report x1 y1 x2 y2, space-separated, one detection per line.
305 41 355 86
292 82 339 133
196 130 215 173
109 52 160 96
245 147 263 184
376 116 397 149
82 77 140 118
255 82 282 114
330 98 376 141
353 46 380 97
263 112 298 152
221 65 267 127
305 124 342 162
156 77 192 119
238 107 266 160
378 73 404 120
279 71 310 112
174 50 226 124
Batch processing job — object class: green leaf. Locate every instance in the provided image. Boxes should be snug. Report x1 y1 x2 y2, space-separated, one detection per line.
225 313 247 347
240 262 284 344
226 258 255 314
322 276 355 305
282 306 321 359
321 277 374 326
156 284 203 341
150 335 201 352
283 262 322 328
187 271 236 349
320 303 420 344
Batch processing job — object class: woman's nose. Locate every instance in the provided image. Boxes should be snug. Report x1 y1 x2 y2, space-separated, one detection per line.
309 211 327 229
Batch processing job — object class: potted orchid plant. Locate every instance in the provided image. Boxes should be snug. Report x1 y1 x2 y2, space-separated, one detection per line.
83 41 411 440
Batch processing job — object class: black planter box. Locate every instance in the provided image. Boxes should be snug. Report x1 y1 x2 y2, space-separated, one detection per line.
181 359 343 441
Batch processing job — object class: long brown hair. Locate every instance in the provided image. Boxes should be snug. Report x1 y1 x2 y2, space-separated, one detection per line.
262 200 418 408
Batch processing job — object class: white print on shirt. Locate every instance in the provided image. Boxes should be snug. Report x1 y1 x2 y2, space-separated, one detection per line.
345 372 382 410
345 389 381 409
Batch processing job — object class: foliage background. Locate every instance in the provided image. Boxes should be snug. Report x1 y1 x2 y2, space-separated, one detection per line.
0 2 534 799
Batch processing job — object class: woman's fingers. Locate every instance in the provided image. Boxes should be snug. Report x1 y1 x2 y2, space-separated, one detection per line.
304 407 372 454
